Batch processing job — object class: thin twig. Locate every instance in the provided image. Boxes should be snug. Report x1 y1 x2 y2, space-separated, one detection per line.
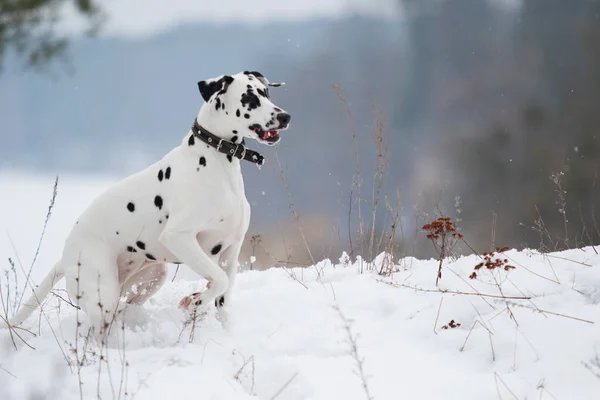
0 365 16 379
273 150 317 275
332 304 373 400
269 372 299 400
494 372 519 400
378 279 531 300
433 297 443 335
507 301 594 324
18 175 58 308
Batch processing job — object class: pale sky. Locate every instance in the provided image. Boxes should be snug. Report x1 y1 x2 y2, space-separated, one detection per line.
59 0 403 39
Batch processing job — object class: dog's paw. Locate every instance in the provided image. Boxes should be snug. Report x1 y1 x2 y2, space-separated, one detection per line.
178 292 202 311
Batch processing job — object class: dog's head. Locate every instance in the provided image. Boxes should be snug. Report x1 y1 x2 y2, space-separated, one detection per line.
197 71 290 146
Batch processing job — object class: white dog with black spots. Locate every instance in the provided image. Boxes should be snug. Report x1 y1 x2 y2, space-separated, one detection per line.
1 70 290 341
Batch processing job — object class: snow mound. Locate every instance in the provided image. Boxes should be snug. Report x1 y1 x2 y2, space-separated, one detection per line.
1 248 600 399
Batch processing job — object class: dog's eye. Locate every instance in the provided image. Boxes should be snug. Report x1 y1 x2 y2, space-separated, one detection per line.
257 88 270 99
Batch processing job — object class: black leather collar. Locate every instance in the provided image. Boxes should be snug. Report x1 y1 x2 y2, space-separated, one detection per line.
191 120 265 167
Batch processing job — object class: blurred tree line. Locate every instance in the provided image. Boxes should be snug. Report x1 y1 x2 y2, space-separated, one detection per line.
399 0 600 254
0 0 101 71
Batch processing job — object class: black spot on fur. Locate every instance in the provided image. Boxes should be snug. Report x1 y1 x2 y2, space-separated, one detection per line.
236 109 241 117
232 130 238 134
231 136 238 143
241 88 261 110
158 170 164 181
188 135 195 146
215 97 221 110
227 155 233 162
159 219 162 224
166 214 169 219
244 113 250 119
194 299 203 306
116 231 120 235
126 246 137 253
199 157 206 167
127 202 135 212
215 296 225 307
136 241 146 250
154 195 163 210
165 167 171 179
145 253 156 261
211 244 222 255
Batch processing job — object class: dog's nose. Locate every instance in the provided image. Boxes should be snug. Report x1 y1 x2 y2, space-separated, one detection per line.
276 113 291 129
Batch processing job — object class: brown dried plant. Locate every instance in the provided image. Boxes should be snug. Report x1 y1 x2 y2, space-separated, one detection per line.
441 319 461 330
422 216 463 286
469 246 516 280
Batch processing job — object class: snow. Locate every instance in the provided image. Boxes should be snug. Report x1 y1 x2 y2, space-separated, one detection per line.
1 172 600 399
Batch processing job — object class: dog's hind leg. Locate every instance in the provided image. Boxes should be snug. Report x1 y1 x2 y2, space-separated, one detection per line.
121 261 167 305
63 239 124 343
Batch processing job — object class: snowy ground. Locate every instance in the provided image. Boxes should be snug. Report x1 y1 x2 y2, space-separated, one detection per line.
1 173 600 399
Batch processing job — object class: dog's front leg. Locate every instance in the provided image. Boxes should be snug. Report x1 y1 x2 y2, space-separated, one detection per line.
217 241 243 305
159 229 228 306
214 240 242 321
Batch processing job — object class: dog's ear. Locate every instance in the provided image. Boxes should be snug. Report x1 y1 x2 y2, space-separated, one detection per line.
197 75 234 102
244 70 264 78
243 70 284 87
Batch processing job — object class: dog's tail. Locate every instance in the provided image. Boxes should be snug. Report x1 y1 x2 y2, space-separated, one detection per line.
0 264 64 329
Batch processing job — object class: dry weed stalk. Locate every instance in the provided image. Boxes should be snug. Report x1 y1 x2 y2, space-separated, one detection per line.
421 216 463 285
582 354 600 381
273 150 318 276
269 372 299 400
178 304 208 344
333 84 364 257
377 190 403 276
377 279 531 300
550 171 570 249
18 175 59 309
249 234 261 271
367 99 389 263
332 304 373 400
233 351 256 395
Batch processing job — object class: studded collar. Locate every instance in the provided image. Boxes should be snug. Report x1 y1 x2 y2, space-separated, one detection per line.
191 120 265 168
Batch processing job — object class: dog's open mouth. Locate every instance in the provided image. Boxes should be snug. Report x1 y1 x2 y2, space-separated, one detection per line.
250 125 280 143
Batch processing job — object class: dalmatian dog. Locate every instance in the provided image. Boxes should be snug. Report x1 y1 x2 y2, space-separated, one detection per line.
0 70 290 340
